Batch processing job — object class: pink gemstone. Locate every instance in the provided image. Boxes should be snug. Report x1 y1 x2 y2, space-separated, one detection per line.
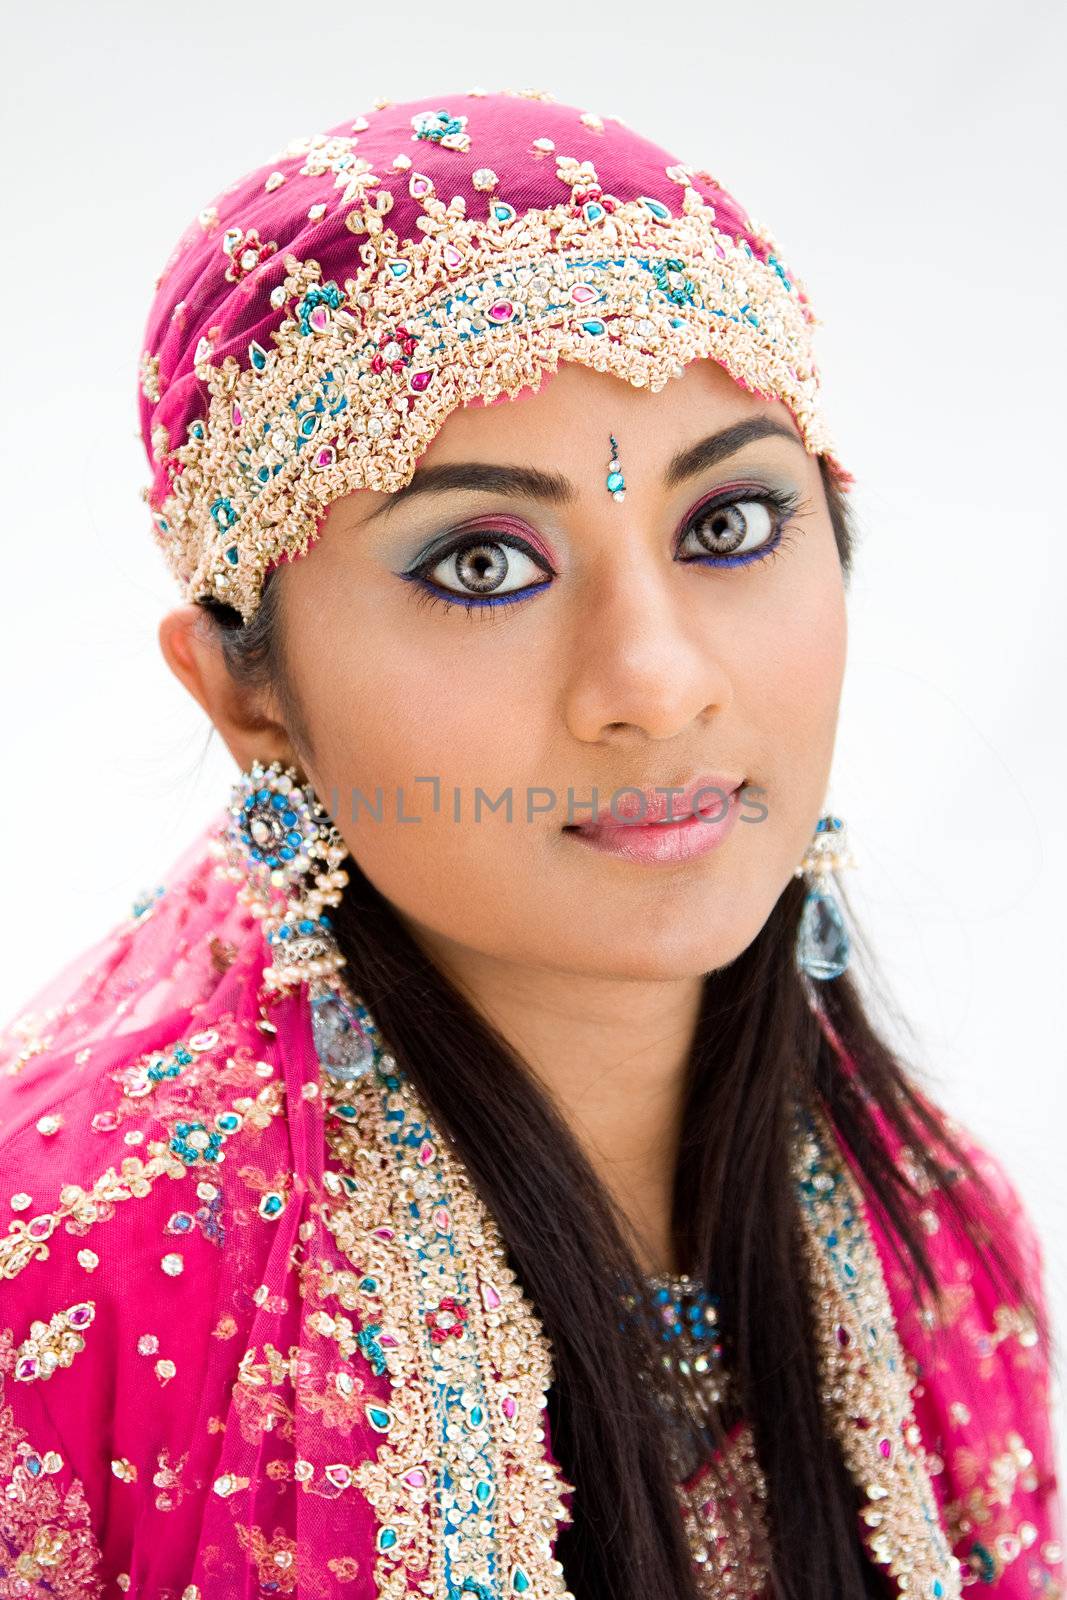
15 1357 38 1380
433 1207 451 1233
309 304 329 332
417 1141 435 1166
403 1468 427 1487
878 1438 893 1458
443 244 463 270
379 1332 399 1347
231 404 242 428
409 174 433 198
501 1395 517 1420
714 241 726 259
570 285 596 304
27 1216 54 1241
487 301 514 323
315 446 335 468
408 370 433 393
481 1281 502 1311
91 1111 121 1133
373 1226 394 1240
68 1305 93 1327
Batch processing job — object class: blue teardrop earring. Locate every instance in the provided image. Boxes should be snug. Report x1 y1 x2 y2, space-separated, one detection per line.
794 813 856 981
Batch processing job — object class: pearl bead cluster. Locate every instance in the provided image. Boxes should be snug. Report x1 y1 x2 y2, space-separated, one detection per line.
210 758 351 995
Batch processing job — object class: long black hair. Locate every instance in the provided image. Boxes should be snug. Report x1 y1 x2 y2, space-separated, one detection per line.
197 455 1044 1598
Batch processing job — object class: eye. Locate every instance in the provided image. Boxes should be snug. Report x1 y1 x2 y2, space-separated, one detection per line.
677 486 802 568
404 528 554 610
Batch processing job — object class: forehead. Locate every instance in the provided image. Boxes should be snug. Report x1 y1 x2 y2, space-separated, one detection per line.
417 359 805 469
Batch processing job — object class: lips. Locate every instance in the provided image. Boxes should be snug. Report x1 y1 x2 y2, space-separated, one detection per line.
562 775 746 867
572 774 745 830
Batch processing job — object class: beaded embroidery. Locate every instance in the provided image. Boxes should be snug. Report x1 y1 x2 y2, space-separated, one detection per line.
309 968 964 1598
141 98 847 624
317 1004 574 1599
792 1104 962 1599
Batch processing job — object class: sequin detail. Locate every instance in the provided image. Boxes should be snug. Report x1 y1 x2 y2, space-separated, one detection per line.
148 173 837 623
318 1009 574 1599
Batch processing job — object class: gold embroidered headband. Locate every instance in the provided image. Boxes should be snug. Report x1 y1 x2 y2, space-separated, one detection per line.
138 91 851 624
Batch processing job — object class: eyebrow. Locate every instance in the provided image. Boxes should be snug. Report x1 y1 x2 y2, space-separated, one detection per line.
365 414 805 520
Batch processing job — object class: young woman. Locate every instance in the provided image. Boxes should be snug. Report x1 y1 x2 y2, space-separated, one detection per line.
0 90 1060 1600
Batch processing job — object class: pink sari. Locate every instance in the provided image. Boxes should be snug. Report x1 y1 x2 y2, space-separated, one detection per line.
0 814 1061 1597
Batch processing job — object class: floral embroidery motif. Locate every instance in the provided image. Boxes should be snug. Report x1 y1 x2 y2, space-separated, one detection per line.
318 1016 574 1599
234 1521 299 1592
147 174 833 624
0 1150 186 1280
0 1330 104 1594
793 1104 962 1599
410 108 471 153
222 226 277 283
13 1302 95 1383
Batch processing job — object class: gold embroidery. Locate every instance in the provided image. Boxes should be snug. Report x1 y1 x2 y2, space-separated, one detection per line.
234 1522 299 1592
794 1104 962 1598
0 1328 104 1595
319 1051 575 1599
148 177 838 623
13 1301 96 1383
0 1148 186 1280
677 1423 771 1596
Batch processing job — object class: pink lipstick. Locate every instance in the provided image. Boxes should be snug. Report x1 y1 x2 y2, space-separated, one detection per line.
563 774 745 867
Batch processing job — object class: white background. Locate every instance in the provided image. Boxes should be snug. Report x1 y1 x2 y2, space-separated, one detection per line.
3 1 1064 1455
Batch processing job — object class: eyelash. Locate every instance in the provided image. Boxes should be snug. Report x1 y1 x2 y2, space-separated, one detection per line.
402 485 806 617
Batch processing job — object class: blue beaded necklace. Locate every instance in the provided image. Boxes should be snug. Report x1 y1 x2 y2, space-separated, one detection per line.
619 1270 734 1481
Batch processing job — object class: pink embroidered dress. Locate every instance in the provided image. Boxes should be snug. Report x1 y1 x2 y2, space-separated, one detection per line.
2 86 1062 1600
0 812 1061 1598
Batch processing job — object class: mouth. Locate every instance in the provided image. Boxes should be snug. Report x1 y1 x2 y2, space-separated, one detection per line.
561 776 746 866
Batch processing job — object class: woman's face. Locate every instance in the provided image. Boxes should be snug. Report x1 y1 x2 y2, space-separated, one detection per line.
272 358 847 981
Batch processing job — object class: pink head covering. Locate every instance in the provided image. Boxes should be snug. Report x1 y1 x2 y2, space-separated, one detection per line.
137 89 853 623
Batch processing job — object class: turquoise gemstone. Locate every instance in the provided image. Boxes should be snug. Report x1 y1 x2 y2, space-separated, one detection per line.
639 196 671 220
492 202 516 223
797 889 850 980
367 1405 392 1431
511 1567 531 1594
582 319 605 335
606 471 624 492
475 1479 492 1503
376 1526 398 1551
583 201 605 223
248 341 268 371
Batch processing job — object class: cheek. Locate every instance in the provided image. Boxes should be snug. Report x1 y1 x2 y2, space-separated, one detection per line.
293 615 549 939
740 552 847 845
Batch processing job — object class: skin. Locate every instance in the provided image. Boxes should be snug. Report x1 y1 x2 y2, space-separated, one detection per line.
160 358 847 1275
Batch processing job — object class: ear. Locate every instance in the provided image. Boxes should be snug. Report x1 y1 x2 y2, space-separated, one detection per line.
158 605 299 773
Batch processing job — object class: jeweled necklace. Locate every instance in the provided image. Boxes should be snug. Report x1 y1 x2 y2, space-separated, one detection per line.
619 1270 735 1482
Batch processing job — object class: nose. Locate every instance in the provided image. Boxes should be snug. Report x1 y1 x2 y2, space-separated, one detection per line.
561 551 733 745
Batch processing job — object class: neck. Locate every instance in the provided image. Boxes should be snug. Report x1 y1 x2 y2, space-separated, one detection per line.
408 930 705 1279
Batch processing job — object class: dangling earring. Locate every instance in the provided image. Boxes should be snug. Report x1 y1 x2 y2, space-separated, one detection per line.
210 757 380 1085
606 434 626 502
794 813 856 981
